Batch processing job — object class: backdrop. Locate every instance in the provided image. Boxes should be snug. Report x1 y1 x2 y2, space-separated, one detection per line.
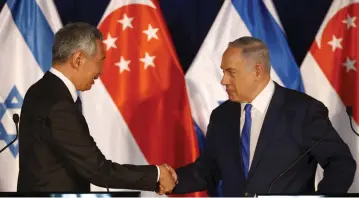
0 0 331 72
4 0 357 196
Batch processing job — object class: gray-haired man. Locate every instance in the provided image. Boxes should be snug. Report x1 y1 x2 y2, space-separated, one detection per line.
17 22 176 192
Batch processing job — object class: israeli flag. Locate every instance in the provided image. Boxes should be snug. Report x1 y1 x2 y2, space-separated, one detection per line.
0 0 62 191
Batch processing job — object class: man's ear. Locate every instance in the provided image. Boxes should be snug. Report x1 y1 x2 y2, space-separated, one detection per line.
254 63 265 80
71 50 84 70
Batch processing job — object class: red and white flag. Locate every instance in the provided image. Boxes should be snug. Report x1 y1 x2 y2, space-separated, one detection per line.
301 0 359 192
82 0 205 196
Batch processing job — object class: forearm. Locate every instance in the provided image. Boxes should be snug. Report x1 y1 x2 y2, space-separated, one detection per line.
100 162 158 191
49 101 158 191
173 163 208 194
53 137 158 191
173 161 219 194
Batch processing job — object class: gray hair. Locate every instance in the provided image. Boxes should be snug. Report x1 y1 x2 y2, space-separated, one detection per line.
228 36 271 72
52 22 103 64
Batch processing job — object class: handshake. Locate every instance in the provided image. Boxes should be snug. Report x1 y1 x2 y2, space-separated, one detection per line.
157 164 178 195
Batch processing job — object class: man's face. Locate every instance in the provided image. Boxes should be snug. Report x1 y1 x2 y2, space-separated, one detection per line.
76 39 105 91
220 47 257 102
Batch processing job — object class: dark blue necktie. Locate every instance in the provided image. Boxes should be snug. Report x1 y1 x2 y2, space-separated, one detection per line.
241 103 252 178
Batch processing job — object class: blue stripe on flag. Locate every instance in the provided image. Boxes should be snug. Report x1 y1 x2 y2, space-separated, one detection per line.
7 0 54 73
193 120 206 153
232 0 304 92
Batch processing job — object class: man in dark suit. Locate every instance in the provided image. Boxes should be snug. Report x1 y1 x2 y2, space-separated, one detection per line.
17 22 176 192
160 36 356 196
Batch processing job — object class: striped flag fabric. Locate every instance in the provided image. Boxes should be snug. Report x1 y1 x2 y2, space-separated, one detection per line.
0 0 62 191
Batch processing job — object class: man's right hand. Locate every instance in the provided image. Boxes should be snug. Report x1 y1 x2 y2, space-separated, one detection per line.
157 164 177 195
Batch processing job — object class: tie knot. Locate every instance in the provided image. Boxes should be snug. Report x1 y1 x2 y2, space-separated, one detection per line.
244 104 252 112
75 97 81 105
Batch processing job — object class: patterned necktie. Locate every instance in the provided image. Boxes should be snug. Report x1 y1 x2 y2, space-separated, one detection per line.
75 97 82 113
241 103 252 179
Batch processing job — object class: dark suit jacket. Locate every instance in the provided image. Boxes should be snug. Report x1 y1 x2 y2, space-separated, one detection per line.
173 83 356 196
17 72 158 192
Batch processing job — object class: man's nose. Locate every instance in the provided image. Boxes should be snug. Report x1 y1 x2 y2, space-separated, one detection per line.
221 74 229 86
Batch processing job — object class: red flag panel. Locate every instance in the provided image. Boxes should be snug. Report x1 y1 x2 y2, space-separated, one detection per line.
98 1 206 196
310 3 358 124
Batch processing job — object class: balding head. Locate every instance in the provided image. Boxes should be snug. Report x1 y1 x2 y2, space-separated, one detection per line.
220 36 272 103
228 36 271 74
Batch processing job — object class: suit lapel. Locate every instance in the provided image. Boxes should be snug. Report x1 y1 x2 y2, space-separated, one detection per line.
226 100 242 146
247 83 286 181
225 101 246 179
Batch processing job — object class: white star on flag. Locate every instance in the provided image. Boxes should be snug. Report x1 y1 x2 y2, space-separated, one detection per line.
327 35 343 52
143 24 159 41
117 14 134 30
343 57 357 73
140 52 156 69
342 15 356 29
115 56 131 73
102 33 117 51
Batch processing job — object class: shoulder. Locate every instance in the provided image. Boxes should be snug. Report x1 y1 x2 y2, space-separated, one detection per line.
210 100 240 120
22 73 73 113
21 76 48 112
24 72 55 100
212 100 233 112
277 85 328 117
279 84 326 108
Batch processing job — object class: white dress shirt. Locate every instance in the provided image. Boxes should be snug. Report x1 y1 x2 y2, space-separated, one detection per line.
240 80 275 170
49 67 161 182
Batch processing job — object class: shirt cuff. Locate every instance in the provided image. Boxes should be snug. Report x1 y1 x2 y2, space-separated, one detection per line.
156 165 160 182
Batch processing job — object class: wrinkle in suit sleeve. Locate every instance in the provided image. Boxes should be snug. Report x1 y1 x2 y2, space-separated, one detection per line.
303 100 356 193
48 101 158 191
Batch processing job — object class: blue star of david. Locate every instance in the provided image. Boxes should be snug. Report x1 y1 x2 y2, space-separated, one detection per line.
0 85 23 157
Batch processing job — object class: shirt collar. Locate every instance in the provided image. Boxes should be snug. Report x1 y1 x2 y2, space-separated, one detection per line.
241 80 275 114
49 67 78 102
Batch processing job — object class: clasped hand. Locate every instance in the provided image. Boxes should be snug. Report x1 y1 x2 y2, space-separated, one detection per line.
157 164 177 195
